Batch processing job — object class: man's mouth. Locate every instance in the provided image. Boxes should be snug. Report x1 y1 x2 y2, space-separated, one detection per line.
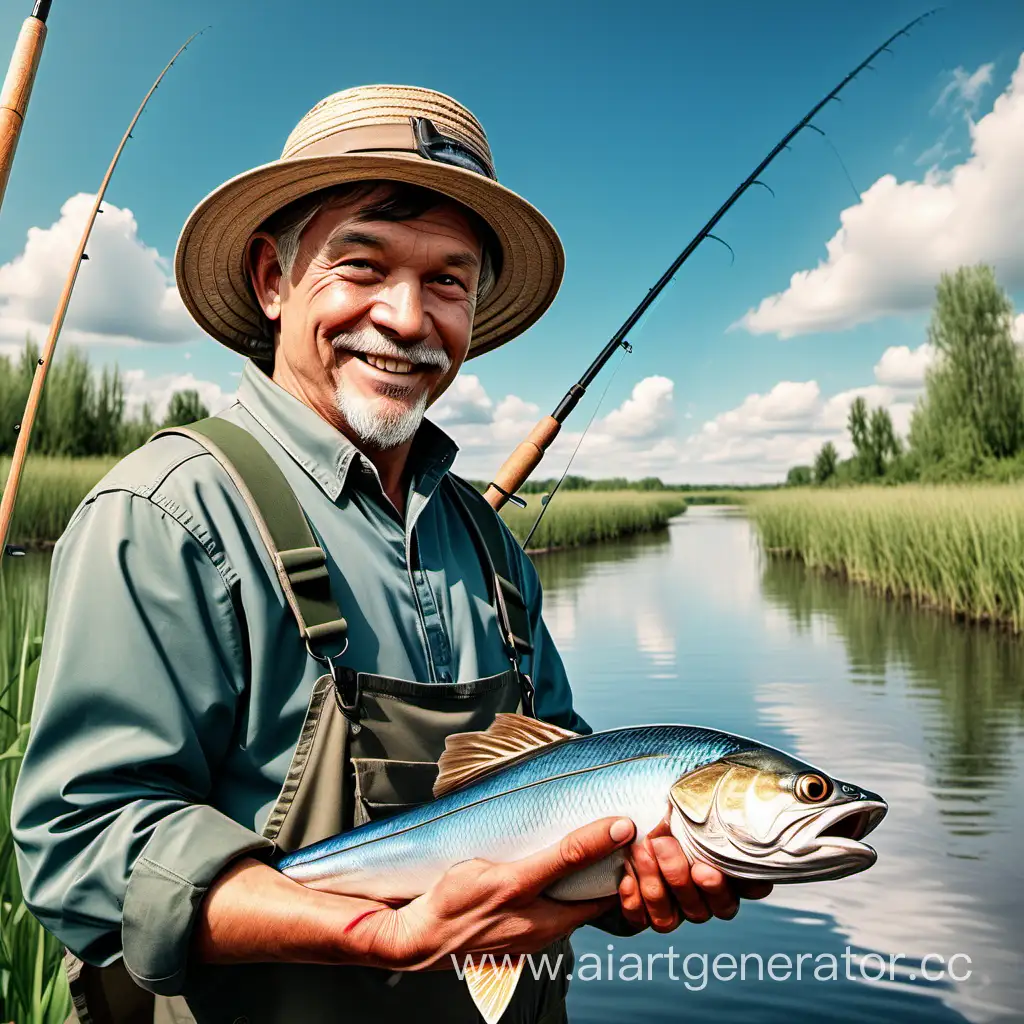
346 351 429 377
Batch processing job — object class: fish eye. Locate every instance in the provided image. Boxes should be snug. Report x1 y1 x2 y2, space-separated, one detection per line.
795 773 832 803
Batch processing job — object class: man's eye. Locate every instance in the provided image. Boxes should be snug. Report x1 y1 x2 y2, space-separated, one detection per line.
434 274 466 289
341 259 376 270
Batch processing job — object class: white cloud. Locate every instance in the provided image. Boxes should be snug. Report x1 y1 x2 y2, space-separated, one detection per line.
1013 313 1024 345
738 55 1024 338
122 370 235 421
873 342 935 387
933 62 995 114
0 193 198 348
673 343 932 483
429 374 494 426
437 374 679 480
599 376 673 439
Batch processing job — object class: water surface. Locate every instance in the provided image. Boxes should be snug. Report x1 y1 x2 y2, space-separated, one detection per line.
538 507 1023 1024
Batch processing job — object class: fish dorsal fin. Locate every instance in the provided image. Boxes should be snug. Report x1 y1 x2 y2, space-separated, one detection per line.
464 955 525 1024
434 713 578 798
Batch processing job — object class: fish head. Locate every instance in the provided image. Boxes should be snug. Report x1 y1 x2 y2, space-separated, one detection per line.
668 747 886 883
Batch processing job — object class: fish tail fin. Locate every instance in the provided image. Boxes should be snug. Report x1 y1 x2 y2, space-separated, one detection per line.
464 953 526 1024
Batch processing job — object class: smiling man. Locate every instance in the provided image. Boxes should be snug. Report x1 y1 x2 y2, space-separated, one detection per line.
12 86 769 1024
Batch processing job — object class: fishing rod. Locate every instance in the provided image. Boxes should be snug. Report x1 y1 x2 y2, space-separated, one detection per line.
0 30 203 557
483 9 938 516
0 1 53 217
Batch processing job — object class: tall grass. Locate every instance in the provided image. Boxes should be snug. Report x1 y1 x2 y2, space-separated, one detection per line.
750 485 1024 632
500 491 687 551
0 560 71 1023
1 457 113 546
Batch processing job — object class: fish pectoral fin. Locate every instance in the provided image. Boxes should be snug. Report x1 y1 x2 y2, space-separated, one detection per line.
434 713 578 798
464 955 526 1024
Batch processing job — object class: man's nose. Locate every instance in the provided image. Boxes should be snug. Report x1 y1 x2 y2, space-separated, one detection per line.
368 277 430 344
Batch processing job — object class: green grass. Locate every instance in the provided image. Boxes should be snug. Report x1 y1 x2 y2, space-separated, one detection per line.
1 457 114 547
500 491 688 551
0 559 71 1023
749 485 1024 632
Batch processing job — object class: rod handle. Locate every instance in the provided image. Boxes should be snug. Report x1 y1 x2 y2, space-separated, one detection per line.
484 415 561 510
0 16 46 207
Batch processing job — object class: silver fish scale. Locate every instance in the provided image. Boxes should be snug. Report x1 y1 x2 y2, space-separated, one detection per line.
278 725 756 890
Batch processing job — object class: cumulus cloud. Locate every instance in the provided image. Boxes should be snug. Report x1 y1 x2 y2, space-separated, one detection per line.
435 374 679 480
673 343 934 483
122 370 235 421
738 55 1024 338
1013 313 1024 345
0 194 198 348
872 342 935 387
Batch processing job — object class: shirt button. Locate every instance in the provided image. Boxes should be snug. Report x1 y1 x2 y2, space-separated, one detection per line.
439 671 452 683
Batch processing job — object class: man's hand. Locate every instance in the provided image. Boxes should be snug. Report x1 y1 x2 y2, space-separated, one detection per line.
195 817 637 971
616 815 774 933
351 817 637 969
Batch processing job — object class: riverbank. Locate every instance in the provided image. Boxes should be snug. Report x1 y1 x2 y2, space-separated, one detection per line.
500 491 688 551
1 456 688 550
749 485 1024 633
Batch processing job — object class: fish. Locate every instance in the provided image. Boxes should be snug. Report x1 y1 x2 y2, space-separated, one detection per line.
275 714 887 1023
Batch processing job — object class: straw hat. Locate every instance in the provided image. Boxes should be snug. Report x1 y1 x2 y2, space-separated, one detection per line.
175 84 564 361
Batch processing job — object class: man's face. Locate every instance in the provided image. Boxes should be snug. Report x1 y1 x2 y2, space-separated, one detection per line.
249 187 482 451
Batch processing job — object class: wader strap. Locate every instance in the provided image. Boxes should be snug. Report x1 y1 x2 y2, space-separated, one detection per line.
446 475 533 659
151 419 347 652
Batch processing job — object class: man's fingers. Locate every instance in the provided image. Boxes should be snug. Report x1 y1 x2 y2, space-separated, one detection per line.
735 879 774 901
618 861 649 931
690 861 740 920
648 837 711 924
512 817 636 897
629 839 679 932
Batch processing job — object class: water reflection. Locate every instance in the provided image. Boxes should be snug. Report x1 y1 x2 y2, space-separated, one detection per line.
534 509 1023 1023
761 558 1024 810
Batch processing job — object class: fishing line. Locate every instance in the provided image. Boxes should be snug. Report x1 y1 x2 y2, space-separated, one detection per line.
522 345 630 549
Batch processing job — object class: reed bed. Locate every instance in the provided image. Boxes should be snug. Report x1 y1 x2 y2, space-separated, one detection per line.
749 485 1024 632
0 560 71 1022
500 491 688 551
1 456 114 547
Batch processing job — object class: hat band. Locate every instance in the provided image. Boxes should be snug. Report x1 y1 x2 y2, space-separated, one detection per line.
287 117 496 180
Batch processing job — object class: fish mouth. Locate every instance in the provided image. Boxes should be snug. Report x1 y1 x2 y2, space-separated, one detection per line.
786 800 887 859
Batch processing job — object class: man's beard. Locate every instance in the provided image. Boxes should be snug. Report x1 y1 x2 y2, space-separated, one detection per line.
331 327 451 451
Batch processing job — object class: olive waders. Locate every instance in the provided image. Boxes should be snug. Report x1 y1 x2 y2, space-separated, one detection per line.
63 419 573 1024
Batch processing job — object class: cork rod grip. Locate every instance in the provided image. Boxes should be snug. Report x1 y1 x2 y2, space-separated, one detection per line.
484 415 561 510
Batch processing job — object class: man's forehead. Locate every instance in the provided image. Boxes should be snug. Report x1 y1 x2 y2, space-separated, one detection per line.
315 198 484 260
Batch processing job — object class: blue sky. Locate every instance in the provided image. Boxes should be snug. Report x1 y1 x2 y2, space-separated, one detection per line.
0 0 1022 482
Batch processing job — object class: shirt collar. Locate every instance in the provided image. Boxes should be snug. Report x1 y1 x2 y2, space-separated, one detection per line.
235 360 459 503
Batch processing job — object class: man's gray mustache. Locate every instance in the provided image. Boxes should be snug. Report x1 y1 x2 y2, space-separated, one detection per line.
331 330 451 372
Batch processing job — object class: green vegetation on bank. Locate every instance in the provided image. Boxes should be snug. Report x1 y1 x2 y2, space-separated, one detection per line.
2 456 116 546
0 563 71 1023
787 265 1024 487
750 486 1024 632
1 339 212 457
500 490 688 551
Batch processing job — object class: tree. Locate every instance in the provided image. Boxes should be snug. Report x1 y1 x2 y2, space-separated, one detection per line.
848 397 869 461
813 441 838 484
162 390 210 428
786 465 812 487
909 265 1024 477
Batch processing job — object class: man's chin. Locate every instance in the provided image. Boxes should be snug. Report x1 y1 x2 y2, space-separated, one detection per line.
334 388 429 452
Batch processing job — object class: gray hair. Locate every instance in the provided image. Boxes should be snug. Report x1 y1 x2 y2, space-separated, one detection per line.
260 180 498 302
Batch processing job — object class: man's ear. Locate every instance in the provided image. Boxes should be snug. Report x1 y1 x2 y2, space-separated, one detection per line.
246 232 283 323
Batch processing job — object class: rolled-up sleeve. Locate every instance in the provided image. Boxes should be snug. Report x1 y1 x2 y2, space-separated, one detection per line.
503 529 591 736
11 489 273 996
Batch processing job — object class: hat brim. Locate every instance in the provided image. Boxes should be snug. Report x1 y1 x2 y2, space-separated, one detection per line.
174 152 564 360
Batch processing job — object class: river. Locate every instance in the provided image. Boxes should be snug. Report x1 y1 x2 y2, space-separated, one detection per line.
539 506 1024 1023
7 506 1023 1022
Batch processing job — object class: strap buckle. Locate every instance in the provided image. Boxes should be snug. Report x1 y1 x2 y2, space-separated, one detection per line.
305 638 362 733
